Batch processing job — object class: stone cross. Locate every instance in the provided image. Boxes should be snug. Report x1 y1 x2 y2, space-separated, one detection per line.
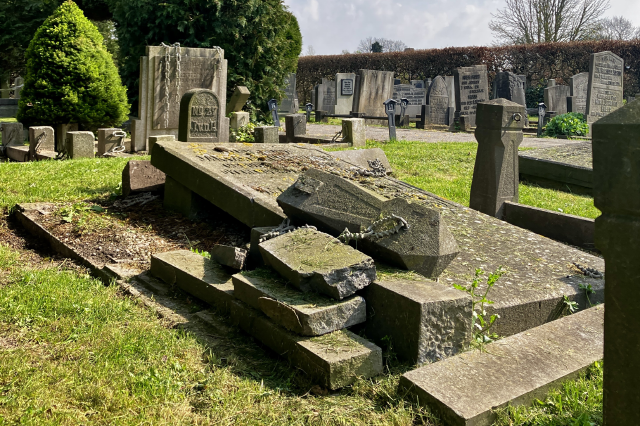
267 99 280 128
384 99 397 140
469 99 525 218
593 99 640 424
178 89 220 142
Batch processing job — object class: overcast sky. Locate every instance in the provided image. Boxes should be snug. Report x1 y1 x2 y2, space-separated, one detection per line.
283 0 640 55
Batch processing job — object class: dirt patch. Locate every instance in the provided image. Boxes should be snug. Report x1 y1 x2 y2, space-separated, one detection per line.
0 335 18 350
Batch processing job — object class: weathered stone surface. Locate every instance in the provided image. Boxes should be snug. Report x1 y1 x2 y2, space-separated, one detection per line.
352 69 395 117
470 99 525 218
278 73 298 114
335 73 356 115
277 168 460 279
229 111 249 131
519 142 593 188
544 84 570 115
178 89 221 142
151 250 235 311
427 76 449 125
232 270 366 335
254 126 279 144
399 306 604 426
259 228 376 299
492 71 526 106
454 65 489 127
148 134 175 154
285 114 306 142
568 72 589 114
66 131 95 158
210 244 247 270
55 123 78 152
393 83 426 117
226 85 250 113
329 147 392 174
122 160 166 197
1 122 23 147
249 226 277 268
97 128 126 155
163 176 210 220
592 99 640 424
586 51 624 123
362 277 472 364
28 126 54 159
341 118 366 147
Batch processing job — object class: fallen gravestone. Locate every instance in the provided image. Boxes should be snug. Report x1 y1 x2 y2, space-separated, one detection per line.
122 160 166 197
426 76 449 125
178 89 222 142
232 269 366 336
277 168 460 278
586 51 624 123
454 65 489 128
210 244 247 270
568 72 589 114
258 228 376 300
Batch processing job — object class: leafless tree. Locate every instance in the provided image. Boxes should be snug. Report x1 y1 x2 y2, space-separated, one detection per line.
356 37 407 53
593 16 640 40
341 49 351 55
305 45 316 56
489 0 611 44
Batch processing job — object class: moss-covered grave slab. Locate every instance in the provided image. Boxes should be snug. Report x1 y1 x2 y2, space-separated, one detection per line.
232 269 366 336
519 142 593 188
259 228 376 299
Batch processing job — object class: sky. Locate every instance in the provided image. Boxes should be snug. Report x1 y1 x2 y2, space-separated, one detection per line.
283 0 640 55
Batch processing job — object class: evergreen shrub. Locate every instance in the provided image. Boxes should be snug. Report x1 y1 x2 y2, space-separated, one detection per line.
544 112 589 137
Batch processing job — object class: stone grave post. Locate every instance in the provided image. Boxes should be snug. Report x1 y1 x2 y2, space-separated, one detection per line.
98 128 127 155
586 51 624 124
537 102 546 136
285 114 306 142
398 98 409 127
267 99 280 128
384 99 398 140
592 99 640 424
254 126 279 144
305 103 313 122
567 72 588 114
28 126 55 160
341 118 365 147
178 89 222 143
66 131 95 159
469 99 525 218
454 65 489 128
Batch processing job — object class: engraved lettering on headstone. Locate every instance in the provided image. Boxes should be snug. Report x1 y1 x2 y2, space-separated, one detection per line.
341 79 354 96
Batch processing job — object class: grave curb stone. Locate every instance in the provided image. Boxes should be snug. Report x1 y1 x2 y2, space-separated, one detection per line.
341 118 366 146
122 160 166 197
66 131 95 159
254 126 279 144
285 114 306 142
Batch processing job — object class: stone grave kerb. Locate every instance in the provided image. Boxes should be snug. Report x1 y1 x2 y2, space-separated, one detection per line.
592 99 640 424
178 89 221 143
470 98 525 218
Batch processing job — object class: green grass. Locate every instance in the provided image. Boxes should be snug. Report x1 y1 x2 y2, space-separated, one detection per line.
331 140 599 219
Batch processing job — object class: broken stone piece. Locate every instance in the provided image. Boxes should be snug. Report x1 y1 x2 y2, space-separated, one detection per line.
258 228 376 300
232 269 366 336
210 244 248 270
277 168 459 278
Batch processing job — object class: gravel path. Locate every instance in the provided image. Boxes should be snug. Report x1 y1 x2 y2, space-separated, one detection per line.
305 123 586 149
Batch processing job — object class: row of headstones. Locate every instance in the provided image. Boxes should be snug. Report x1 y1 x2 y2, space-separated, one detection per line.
0 76 23 99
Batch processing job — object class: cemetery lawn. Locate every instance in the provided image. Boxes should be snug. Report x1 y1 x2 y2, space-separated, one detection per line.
0 154 601 425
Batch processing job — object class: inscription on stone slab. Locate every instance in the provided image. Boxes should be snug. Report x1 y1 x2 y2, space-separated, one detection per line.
586 51 624 122
427 76 449 125
393 84 426 116
454 65 489 128
178 89 219 142
341 79 354 96
569 72 589 114
153 56 216 130
323 81 336 112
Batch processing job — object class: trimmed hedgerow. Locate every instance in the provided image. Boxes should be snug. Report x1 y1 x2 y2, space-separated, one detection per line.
17 1 129 128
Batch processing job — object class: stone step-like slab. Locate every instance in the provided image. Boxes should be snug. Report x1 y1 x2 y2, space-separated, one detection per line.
399 305 604 426
232 269 366 336
210 244 247 270
258 228 376 299
329 147 393 174
361 276 472 364
148 249 382 389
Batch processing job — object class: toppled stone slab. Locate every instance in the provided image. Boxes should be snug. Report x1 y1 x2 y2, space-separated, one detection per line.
329 147 392 174
519 143 593 188
122 160 166 197
150 250 235 312
259 228 376 299
232 269 366 336
210 244 247 270
277 168 460 278
362 276 472 364
399 305 604 426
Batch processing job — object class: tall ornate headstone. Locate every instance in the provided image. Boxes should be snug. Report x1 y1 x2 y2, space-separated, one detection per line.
178 89 221 143
426 76 449 125
470 99 525 218
592 99 640 424
335 73 356 115
567 72 589 114
352 69 395 118
453 65 489 128
492 72 526 106
586 51 624 124
131 45 229 151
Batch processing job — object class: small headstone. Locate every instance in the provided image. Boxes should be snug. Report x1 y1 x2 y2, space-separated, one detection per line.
427 76 449 125
148 134 175 155
226 86 250 113
341 118 366 147
544 83 570 115
178 89 221 143
392 84 426 117
567 72 589 114
1 122 24 147
55 123 78 152
470 99 525 218
259 228 376 300
277 168 460 278
278 73 298 114
335 73 356 115
267 99 280 128
492 71 526 106
352 70 395 117
254 126 279 144
454 65 489 127
97 128 127 156
586 51 624 123
210 244 247 270
122 160 166 197
28 126 54 159
229 112 250 131
66 131 95 159
285 114 306 142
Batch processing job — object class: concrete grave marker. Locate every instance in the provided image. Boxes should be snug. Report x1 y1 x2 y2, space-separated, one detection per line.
178 89 221 143
285 114 306 142
335 73 356 115
1 122 23 147
426 76 449 125
66 131 95 158
470 99 525 218
254 126 279 144
586 51 624 123
28 126 54 159
341 118 366 147
568 72 589 114
278 73 298 114
352 70 395 117
454 65 489 128
544 82 570 115
98 128 127 155
277 168 460 278
226 85 250 113
492 71 526 106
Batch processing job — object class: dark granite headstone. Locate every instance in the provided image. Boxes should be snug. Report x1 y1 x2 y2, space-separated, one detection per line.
592 99 640 424
393 84 426 117
178 89 220 142
323 79 336 114
586 51 624 123
454 65 489 127
492 72 526 106
470 99 525 218
427 76 449 125
568 72 588 114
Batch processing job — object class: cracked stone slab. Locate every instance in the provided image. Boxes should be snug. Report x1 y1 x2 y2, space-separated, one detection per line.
277 168 460 278
399 305 604 426
210 244 247 270
232 269 366 336
258 228 376 299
